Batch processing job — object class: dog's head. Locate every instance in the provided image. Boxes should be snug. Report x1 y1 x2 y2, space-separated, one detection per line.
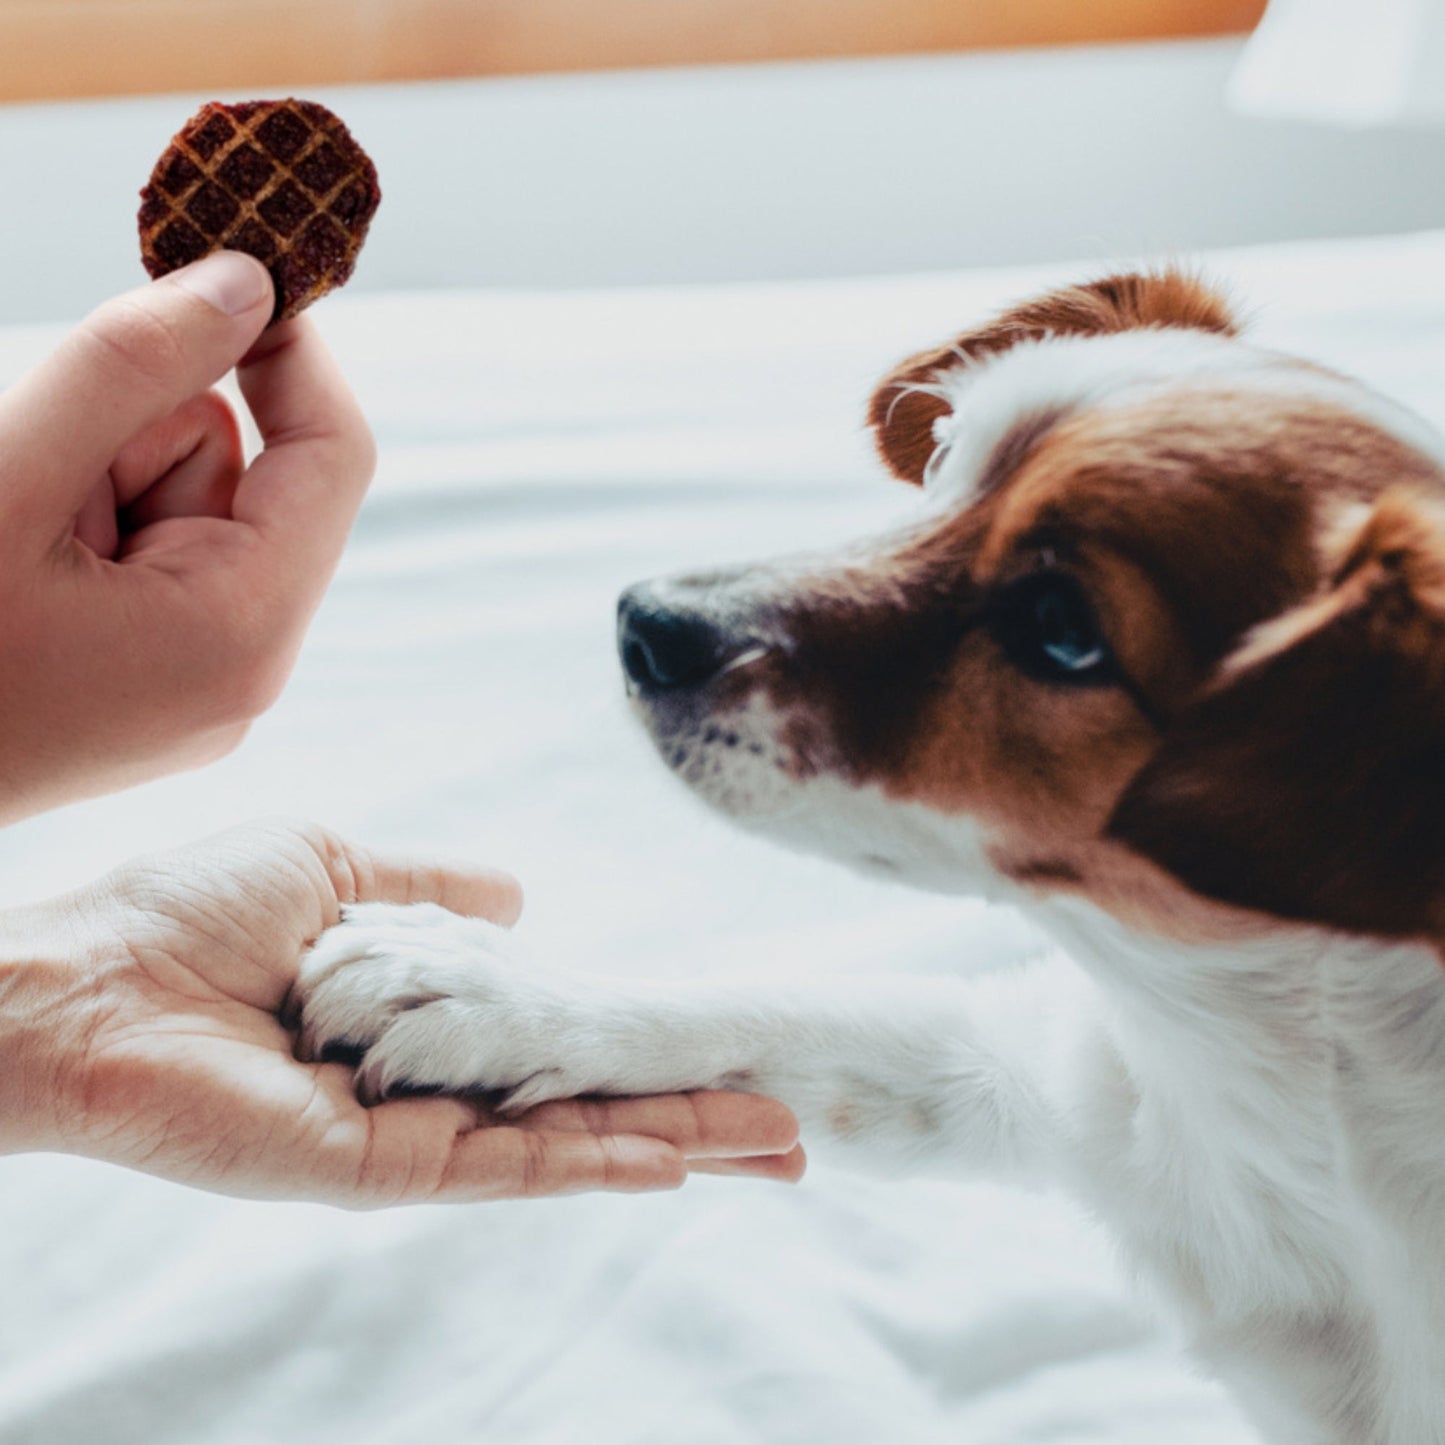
618 272 1445 942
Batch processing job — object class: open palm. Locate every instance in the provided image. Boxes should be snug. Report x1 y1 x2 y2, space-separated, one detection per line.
16 821 800 1204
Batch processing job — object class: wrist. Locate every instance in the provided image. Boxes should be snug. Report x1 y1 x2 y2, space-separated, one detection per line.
0 899 102 1155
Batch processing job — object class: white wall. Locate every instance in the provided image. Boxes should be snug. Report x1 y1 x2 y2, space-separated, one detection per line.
0 37 1442 323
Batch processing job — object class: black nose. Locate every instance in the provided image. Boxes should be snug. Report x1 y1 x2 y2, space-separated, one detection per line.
617 586 730 693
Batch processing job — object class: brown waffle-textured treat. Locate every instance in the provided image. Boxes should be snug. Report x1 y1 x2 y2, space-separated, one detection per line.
138 99 381 322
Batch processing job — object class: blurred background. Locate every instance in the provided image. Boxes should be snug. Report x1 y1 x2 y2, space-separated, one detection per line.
0 0 1443 323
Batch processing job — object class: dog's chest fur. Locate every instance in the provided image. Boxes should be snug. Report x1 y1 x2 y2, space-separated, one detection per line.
1047 908 1445 1442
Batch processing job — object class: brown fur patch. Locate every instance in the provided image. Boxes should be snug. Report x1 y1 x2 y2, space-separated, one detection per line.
868 269 1238 485
1109 487 1445 938
845 388 1352 822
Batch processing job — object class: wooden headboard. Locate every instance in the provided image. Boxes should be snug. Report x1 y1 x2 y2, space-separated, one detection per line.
0 0 1267 105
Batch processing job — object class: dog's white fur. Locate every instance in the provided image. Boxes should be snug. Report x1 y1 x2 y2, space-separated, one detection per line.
299 883 1445 1444
295 316 1445 1444
918 325 1445 507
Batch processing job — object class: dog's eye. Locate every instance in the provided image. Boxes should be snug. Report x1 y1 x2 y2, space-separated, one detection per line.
991 573 1113 685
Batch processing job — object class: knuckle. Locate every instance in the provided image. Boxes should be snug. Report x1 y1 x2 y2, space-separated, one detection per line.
326 836 370 911
224 652 292 721
353 1113 393 1202
189 658 281 729
187 608 298 727
352 1108 429 1209
186 387 241 440
349 414 379 483
79 296 190 397
311 416 376 499
188 720 252 768
598 1136 622 1190
520 1132 551 1196
684 1092 708 1151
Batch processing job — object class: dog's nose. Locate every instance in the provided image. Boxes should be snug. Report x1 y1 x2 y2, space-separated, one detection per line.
617 586 731 693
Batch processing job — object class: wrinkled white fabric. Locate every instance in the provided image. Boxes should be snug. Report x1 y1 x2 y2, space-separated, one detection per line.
2 232 1442 1444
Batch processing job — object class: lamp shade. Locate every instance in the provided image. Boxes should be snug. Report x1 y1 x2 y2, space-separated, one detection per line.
1228 0 1445 125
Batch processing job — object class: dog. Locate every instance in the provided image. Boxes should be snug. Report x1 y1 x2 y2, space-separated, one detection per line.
295 270 1445 1444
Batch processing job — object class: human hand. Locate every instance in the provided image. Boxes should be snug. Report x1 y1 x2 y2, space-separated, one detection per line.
0 253 376 822
0 820 803 1204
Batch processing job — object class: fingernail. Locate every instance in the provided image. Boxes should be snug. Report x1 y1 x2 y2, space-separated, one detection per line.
170 250 271 316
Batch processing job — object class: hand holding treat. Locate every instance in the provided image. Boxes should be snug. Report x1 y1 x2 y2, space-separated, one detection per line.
0 98 381 823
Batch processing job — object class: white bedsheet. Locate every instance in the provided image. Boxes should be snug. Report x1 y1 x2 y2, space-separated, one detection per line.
3 231 1444 1444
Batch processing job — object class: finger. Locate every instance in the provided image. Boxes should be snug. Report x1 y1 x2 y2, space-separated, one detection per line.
115 390 245 530
0 252 272 530
230 314 376 587
688 1144 809 1184
324 1095 685 1206
99 324 372 717
315 1089 482 1207
432 1127 687 1202
75 475 120 558
73 393 242 558
309 825 525 926
517 1091 800 1159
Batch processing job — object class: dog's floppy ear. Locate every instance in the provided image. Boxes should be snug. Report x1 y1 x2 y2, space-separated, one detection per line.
868 270 1239 485
1108 488 1445 938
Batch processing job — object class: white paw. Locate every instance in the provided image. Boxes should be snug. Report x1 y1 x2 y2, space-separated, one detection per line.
293 901 601 1111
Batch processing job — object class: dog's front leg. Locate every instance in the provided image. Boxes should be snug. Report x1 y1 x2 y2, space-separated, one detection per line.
293 901 1085 1182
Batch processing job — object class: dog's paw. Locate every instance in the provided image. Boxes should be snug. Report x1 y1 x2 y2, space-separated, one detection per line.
292 901 596 1110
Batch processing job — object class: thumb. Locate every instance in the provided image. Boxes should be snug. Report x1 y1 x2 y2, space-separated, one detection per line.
0 251 273 535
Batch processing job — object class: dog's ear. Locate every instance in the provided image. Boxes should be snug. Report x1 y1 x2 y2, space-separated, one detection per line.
1108 487 1445 938
868 270 1239 485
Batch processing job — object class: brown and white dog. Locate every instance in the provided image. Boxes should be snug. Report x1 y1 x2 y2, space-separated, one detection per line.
296 272 1445 1444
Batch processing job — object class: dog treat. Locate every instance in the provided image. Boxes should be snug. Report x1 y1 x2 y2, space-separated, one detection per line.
138 99 380 322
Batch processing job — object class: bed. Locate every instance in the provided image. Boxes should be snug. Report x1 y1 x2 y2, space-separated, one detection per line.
1 228 1442 1445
